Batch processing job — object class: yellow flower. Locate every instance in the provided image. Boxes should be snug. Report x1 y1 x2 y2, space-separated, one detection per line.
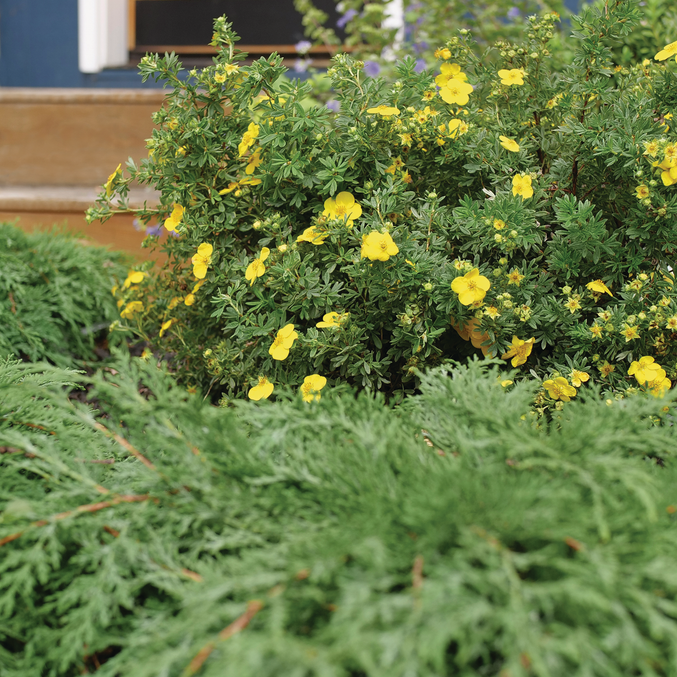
635 185 650 199
500 380 513 387
248 376 274 401
543 377 577 402
386 157 405 174
168 296 181 310
269 324 298 361
498 68 525 86
648 373 671 397
507 268 525 285
317 311 348 328
621 325 640 341
628 356 664 385
159 319 173 337
512 173 533 199
120 300 144 320
448 119 469 138
184 293 196 306
323 191 362 226
655 40 677 62
238 122 260 157
644 140 659 156
192 243 213 279
245 148 263 175
105 163 122 198
439 78 474 106
564 297 581 314
571 370 590 387
499 136 520 152
493 218 506 230
599 361 615 377
297 226 329 245
400 133 413 146
666 316 677 330
435 63 468 87
123 270 145 289
451 268 491 306
434 48 452 60
586 279 613 296
300 374 327 402
361 231 399 261
662 165 677 186
590 324 603 338
164 204 185 232
484 305 501 319
501 336 535 367
366 105 400 117
245 247 270 286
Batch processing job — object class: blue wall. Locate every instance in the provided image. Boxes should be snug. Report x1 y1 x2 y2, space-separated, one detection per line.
0 0 583 88
0 0 160 87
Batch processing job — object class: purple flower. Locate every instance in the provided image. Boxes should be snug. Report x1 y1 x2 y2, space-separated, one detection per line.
295 40 312 55
132 218 143 232
363 60 381 77
414 58 426 73
412 41 429 55
507 6 521 19
294 58 312 73
326 99 341 113
337 8 357 29
145 224 163 237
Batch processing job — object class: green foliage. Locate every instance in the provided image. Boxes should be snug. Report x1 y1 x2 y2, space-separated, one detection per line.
2 356 677 675
0 224 128 367
89 2 677 405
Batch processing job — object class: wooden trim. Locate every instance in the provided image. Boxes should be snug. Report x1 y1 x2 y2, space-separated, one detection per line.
0 88 166 105
128 0 137 51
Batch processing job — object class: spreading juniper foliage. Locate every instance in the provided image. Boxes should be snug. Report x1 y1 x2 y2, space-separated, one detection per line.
3 355 677 676
0 224 128 367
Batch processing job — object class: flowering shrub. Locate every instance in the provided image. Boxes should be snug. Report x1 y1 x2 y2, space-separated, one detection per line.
90 1 677 405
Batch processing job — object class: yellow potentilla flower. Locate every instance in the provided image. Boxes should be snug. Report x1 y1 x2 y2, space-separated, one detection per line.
164 203 185 232
451 268 491 306
599 361 615 377
184 293 196 306
269 324 298 361
571 370 590 387
435 62 468 87
498 68 525 86
245 247 270 286
123 270 145 289
400 133 413 146
192 243 213 280
501 336 535 367
159 319 173 337
448 119 469 138
661 166 677 186
644 140 659 156
586 279 613 296
386 157 405 174
316 311 348 328
361 231 399 261
434 48 452 60
648 372 671 397
366 105 400 117
484 305 501 319
323 191 362 226
565 297 581 314
245 148 263 175
628 356 664 385
499 136 520 152
512 173 533 199
297 226 329 245
439 78 474 106
168 296 181 310
543 376 577 402
120 300 144 320
621 325 640 341
105 163 122 198
635 185 650 199
507 268 525 285
248 376 274 401
300 374 327 403
590 324 603 338
666 316 677 329
655 40 677 62
238 122 260 157
493 218 506 230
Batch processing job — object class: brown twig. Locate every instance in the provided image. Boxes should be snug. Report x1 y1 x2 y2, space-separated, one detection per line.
0 494 149 548
412 555 424 590
182 600 264 676
93 422 156 470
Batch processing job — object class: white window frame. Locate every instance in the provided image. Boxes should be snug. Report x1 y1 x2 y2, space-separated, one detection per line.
78 0 128 73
